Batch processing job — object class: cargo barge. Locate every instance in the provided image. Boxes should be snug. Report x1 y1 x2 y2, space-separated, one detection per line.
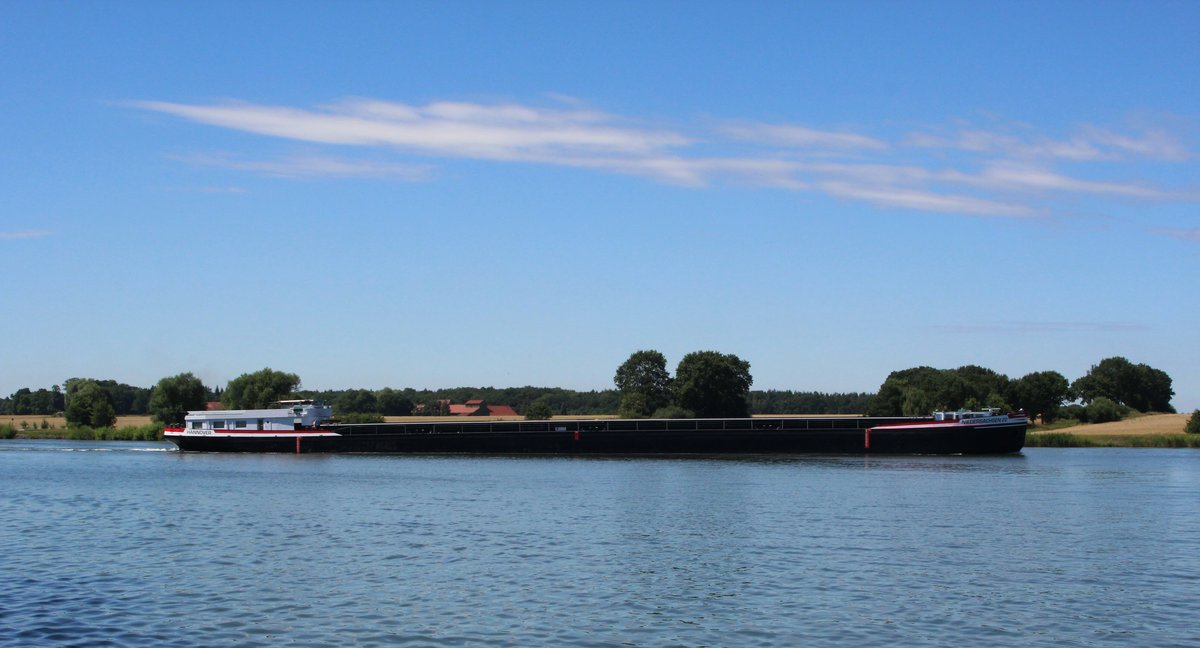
163 400 1027 454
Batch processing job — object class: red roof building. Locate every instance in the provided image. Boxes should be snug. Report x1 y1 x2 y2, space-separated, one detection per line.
447 400 519 417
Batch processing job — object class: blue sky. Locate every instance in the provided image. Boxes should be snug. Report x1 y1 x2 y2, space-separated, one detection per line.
2 2 1197 410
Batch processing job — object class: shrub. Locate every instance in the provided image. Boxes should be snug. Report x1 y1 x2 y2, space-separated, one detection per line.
523 401 553 420
112 424 165 441
618 393 650 419
0 424 16 439
75 424 164 441
652 405 695 419
1025 432 1101 447
337 412 385 424
1087 397 1124 423
66 426 96 440
1186 410 1200 435
1060 404 1088 423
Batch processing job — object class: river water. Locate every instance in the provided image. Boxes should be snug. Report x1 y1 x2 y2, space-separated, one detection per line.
1 440 1198 646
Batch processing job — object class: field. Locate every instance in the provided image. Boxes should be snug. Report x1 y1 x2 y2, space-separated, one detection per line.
1040 413 1188 436
3 415 153 430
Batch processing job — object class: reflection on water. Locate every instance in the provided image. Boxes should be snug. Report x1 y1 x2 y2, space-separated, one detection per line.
1 442 1198 646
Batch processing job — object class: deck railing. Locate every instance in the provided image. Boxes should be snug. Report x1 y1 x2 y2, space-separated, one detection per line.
331 417 917 436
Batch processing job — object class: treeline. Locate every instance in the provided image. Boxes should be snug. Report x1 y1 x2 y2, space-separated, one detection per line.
4 379 873 419
0 379 175 417
297 387 622 417
301 386 875 417
866 356 1175 422
3 355 1176 426
1 379 224 418
749 390 874 415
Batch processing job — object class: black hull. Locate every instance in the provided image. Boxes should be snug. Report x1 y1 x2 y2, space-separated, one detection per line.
167 418 1026 455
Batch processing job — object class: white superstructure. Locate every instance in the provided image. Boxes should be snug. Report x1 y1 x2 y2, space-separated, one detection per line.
171 399 335 437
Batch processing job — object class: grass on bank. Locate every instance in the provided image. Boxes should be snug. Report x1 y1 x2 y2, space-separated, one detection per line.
1 422 163 441
1025 412 1194 447
1025 432 1200 448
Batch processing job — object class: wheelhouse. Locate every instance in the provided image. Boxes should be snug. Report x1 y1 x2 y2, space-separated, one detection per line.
183 399 333 432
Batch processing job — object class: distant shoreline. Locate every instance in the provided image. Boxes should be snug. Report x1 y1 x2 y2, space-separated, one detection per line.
5 413 1192 448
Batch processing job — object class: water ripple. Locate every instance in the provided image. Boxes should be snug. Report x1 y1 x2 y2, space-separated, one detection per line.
2 444 1199 645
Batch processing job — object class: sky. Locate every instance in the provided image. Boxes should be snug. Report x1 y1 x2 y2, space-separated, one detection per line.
2 1 1197 410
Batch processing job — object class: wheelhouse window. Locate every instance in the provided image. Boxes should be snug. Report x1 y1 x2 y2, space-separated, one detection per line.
235 420 248 429
210 420 225 430
190 421 202 429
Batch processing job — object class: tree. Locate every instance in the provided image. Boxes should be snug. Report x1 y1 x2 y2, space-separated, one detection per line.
614 350 673 415
868 365 1018 416
618 392 651 419
65 380 116 428
1136 366 1175 412
1186 410 1200 435
148 372 209 425
900 386 933 417
334 389 378 414
955 365 1010 403
377 388 414 416
10 388 33 415
868 367 964 416
1086 396 1123 423
652 405 694 419
1007 371 1070 422
524 400 553 420
673 351 753 418
1072 357 1175 412
223 368 301 409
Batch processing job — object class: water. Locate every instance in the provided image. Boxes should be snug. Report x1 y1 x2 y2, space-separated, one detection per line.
1 441 1198 646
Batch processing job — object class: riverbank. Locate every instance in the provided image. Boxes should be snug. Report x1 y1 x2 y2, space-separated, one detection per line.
5 412 1194 447
1026 412 1193 447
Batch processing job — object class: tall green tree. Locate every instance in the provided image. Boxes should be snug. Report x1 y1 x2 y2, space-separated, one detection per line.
955 365 1010 403
1071 357 1175 412
868 365 1013 416
223 368 301 409
614 350 673 416
1007 371 1070 422
868 367 954 415
62 378 150 415
65 380 116 428
673 351 753 418
148 372 209 425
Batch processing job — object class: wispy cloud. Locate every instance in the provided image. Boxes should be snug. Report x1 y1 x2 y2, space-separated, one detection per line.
132 97 1196 220
906 122 1190 162
819 181 1038 218
936 321 1148 334
0 229 54 240
137 99 687 162
721 122 887 151
173 153 434 181
162 185 249 194
957 162 1182 199
1148 227 1200 242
